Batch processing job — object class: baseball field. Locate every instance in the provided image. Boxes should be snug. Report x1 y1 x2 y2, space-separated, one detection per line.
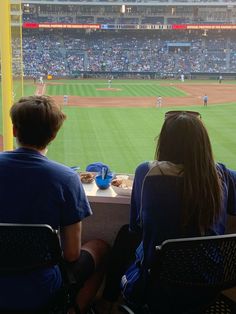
1 78 236 173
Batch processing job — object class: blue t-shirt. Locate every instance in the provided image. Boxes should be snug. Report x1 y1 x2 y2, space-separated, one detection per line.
0 147 92 309
121 161 236 304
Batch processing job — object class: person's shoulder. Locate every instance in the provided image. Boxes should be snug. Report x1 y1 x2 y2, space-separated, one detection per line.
216 162 236 181
0 152 7 162
46 159 76 174
217 162 236 174
135 161 152 177
0 151 8 157
0 150 17 161
135 161 150 171
216 162 226 170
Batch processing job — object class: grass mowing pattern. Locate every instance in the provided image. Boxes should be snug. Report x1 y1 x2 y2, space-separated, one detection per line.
0 83 36 134
48 103 236 173
46 79 187 97
48 107 161 173
203 103 236 168
1 79 236 174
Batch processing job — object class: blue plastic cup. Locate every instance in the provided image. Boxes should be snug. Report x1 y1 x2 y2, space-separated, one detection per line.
95 174 113 190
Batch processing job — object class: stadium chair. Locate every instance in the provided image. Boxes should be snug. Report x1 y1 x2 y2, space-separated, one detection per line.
119 171 236 314
119 234 236 314
0 223 80 314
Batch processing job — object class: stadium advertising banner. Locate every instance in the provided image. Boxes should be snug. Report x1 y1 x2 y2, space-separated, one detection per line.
187 24 236 30
23 22 236 31
23 22 100 29
172 24 236 30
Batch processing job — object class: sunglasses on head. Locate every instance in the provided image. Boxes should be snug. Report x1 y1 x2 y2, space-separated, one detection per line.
165 110 201 120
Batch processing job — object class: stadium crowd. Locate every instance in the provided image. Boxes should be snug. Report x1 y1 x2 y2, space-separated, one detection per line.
21 30 236 77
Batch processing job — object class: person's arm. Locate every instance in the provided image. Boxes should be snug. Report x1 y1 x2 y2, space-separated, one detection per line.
226 168 236 216
59 171 92 262
129 162 150 233
217 163 236 215
60 221 82 262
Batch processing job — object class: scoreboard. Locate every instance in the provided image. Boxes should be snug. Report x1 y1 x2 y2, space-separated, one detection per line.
101 24 172 30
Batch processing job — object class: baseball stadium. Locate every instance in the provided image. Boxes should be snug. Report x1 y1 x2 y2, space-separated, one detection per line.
1 0 236 313
1 0 236 173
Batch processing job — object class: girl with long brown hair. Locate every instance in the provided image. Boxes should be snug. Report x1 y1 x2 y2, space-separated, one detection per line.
155 111 222 234
96 111 236 313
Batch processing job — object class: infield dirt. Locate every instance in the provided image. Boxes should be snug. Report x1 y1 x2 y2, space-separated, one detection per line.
1 82 234 151
51 83 236 107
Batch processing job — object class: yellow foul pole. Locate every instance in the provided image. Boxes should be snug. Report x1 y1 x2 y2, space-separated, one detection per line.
0 0 13 151
19 1 24 98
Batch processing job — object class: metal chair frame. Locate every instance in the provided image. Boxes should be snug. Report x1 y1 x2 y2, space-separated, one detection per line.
0 223 79 314
120 234 236 314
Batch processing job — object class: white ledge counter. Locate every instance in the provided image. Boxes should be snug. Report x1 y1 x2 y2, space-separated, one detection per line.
82 180 131 205
81 178 131 244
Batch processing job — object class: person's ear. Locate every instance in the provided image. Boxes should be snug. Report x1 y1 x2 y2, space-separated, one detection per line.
48 133 57 145
51 133 57 141
13 126 17 138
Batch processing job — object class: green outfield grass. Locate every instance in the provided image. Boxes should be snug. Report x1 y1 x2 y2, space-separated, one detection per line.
1 79 236 173
46 79 187 97
47 103 236 173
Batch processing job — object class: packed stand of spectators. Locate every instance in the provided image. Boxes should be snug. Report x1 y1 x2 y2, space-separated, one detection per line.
22 30 236 77
23 33 67 77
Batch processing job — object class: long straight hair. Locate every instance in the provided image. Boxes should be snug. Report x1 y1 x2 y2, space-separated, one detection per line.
155 113 222 233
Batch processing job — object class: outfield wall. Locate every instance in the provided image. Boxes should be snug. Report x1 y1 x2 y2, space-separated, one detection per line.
24 72 236 80
190 72 236 80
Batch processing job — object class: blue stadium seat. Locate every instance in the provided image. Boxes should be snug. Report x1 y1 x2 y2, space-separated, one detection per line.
0 224 79 314
119 234 236 314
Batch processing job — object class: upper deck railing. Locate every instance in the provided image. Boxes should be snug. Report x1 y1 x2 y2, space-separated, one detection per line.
21 0 236 6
